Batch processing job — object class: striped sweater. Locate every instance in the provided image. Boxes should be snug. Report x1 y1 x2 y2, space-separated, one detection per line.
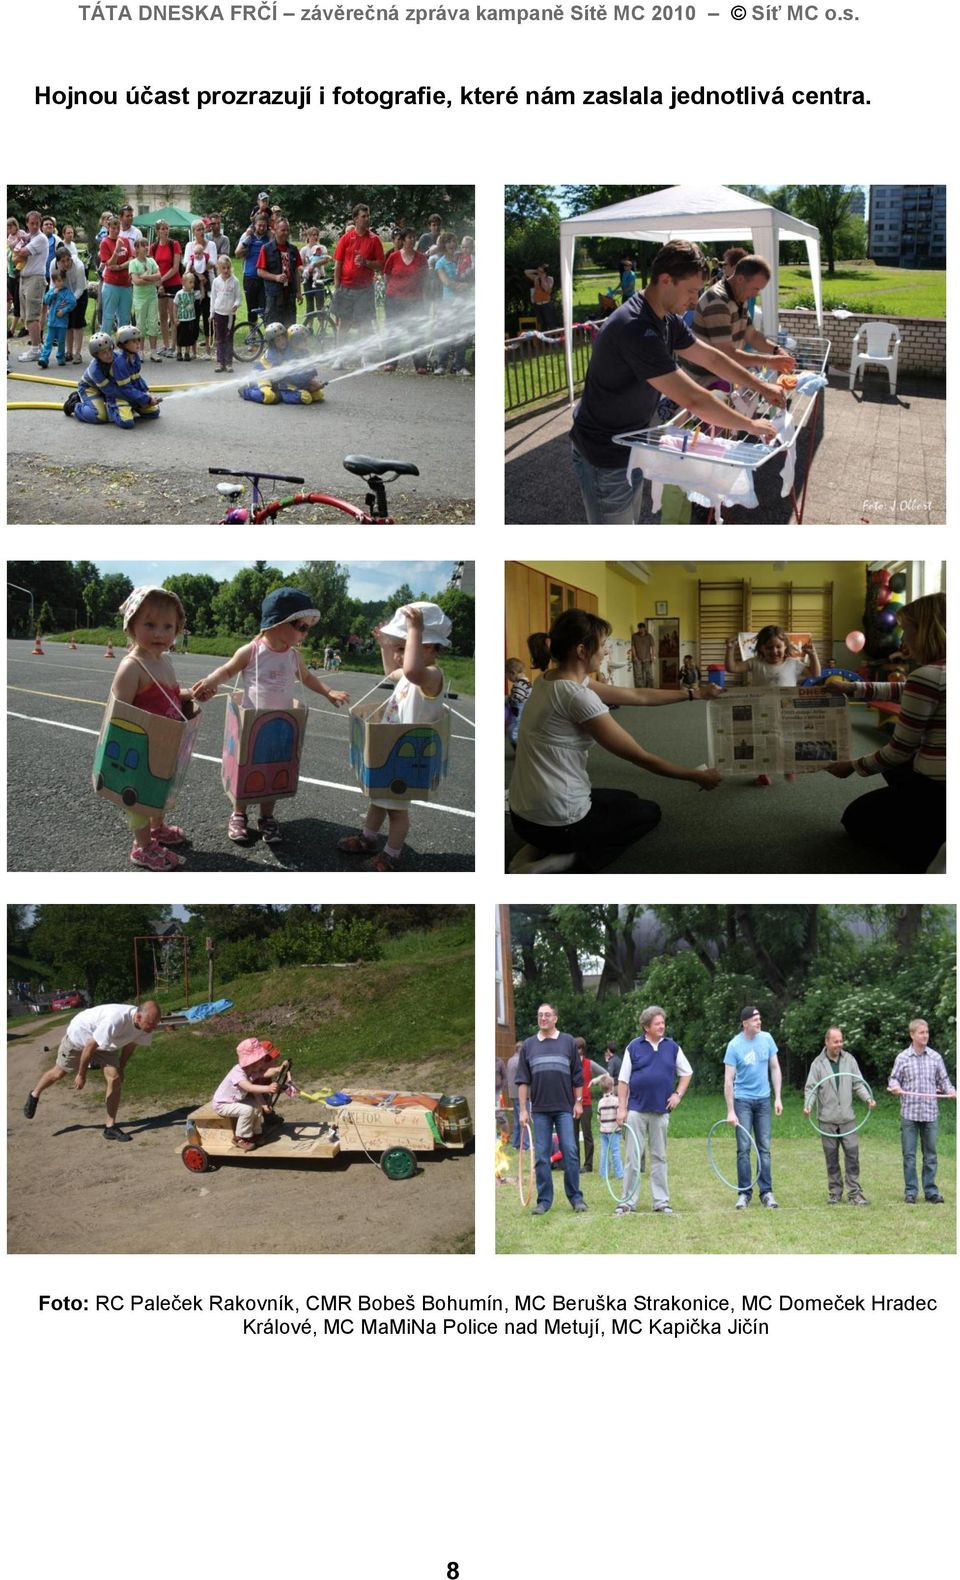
852 662 945 780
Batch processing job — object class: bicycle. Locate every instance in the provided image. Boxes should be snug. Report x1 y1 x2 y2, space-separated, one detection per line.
209 455 420 524
230 316 266 363
302 302 338 344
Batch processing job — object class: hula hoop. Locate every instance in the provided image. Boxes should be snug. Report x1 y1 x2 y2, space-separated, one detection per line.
707 1117 762 1192
805 1072 874 1138
604 1121 642 1203
518 1122 535 1208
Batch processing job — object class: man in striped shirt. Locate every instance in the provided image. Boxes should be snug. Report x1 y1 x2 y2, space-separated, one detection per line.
887 1020 955 1203
680 255 792 389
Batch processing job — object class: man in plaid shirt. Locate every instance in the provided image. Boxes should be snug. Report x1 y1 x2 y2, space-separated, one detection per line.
887 1019 956 1203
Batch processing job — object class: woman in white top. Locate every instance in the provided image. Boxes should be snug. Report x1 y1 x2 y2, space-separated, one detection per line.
508 609 721 873
182 221 218 357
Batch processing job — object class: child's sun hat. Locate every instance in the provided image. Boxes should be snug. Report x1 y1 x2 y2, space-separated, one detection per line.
237 1037 281 1068
379 601 452 648
120 585 186 630
259 587 320 631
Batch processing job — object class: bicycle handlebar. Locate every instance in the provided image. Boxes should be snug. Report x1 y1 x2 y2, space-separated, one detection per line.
209 468 306 485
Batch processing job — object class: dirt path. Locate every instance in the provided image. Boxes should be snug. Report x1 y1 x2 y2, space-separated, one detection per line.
7 1026 474 1255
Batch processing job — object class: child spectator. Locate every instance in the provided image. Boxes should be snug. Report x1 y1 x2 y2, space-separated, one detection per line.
887 1018 956 1203
210 253 242 372
337 600 451 871
211 1038 285 1151
597 1074 624 1186
191 587 349 847
129 236 163 361
679 654 700 687
174 271 199 361
110 586 195 870
505 657 532 748
37 267 76 368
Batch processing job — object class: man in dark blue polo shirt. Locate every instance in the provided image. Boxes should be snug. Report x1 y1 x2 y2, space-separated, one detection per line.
571 238 790 525
517 1002 587 1216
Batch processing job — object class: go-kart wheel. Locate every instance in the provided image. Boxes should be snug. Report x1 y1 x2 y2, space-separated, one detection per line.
380 1145 416 1181
181 1144 211 1173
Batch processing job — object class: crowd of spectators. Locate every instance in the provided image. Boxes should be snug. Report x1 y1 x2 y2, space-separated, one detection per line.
9 193 476 374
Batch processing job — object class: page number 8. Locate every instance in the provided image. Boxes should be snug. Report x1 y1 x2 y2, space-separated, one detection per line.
447 1566 459 1578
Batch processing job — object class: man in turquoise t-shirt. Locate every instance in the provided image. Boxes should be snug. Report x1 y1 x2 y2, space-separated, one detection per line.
723 1005 783 1210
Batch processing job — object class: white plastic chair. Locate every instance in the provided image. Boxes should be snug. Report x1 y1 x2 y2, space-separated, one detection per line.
848 320 902 396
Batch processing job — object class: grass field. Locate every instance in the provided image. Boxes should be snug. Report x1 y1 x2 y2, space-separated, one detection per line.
496 1095 955 1255
567 264 946 319
44 632 475 693
54 921 477 1108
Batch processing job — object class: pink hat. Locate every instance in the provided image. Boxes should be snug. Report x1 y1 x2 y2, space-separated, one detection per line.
237 1037 279 1068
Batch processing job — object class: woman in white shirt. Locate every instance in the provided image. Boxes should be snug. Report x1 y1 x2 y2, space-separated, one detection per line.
508 609 721 873
182 221 218 357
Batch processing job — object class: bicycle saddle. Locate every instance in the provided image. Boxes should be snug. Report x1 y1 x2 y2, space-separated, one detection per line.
343 455 420 478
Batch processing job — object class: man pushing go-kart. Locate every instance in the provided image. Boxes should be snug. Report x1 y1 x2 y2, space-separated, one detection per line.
23 999 162 1142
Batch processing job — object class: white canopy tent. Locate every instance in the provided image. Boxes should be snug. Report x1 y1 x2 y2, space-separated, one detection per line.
559 184 823 403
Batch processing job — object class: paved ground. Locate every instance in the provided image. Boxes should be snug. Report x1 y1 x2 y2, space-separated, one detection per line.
505 372 945 525
7 1020 475 1255
7 641 474 872
7 356 474 524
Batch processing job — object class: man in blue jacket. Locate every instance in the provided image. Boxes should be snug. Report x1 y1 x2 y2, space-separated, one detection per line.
615 1004 692 1217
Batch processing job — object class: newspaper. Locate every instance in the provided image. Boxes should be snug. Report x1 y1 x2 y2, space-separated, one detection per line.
707 686 851 776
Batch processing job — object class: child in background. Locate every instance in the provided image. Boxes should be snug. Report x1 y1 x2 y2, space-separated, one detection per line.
596 1074 624 1186
37 267 76 368
210 252 241 373
174 271 199 361
505 656 532 749
192 587 349 847
110 586 195 871
129 236 163 362
338 600 450 872
680 654 700 688
211 1037 285 1151
725 624 821 786
819 592 946 871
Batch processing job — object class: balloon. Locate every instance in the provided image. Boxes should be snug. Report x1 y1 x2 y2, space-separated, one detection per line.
889 572 907 592
876 587 891 607
878 569 892 584
878 609 898 629
845 630 866 652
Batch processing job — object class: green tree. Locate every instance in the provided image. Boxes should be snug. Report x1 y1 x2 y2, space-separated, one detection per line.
31 905 165 1002
8 187 126 246
433 587 474 656
98 573 134 625
162 573 221 634
793 185 855 276
38 600 55 635
211 563 285 633
505 186 559 236
294 562 351 641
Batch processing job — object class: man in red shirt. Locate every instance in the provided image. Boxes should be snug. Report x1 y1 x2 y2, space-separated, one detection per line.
332 202 385 369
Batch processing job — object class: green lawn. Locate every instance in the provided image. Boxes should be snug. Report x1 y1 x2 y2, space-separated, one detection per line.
565 265 945 320
496 1095 955 1255
72 924 475 1109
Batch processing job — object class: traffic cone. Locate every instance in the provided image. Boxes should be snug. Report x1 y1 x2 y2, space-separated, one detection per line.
69 637 78 651
32 634 44 656
104 639 115 659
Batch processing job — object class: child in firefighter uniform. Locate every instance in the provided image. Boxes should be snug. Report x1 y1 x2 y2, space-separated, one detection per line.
238 320 325 405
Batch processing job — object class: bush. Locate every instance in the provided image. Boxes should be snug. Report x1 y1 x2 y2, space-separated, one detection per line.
505 217 559 331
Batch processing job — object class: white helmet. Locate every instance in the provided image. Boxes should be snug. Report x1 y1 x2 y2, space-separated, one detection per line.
262 321 288 343
115 324 142 346
286 323 307 341
88 332 115 355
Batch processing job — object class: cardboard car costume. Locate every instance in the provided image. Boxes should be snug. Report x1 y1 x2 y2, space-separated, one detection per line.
93 695 202 817
221 695 309 807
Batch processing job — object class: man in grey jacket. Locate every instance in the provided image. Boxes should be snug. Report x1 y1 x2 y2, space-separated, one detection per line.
803 1027 875 1205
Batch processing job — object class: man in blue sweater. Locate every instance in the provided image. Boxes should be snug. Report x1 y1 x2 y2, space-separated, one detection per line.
615 1004 692 1217
516 1002 587 1216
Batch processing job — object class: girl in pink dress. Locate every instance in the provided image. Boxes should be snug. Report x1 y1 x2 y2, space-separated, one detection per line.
112 586 195 870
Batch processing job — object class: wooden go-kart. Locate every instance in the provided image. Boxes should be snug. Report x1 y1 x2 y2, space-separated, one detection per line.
180 1061 473 1181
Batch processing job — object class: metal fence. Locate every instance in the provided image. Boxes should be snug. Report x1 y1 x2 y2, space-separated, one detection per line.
504 323 597 414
